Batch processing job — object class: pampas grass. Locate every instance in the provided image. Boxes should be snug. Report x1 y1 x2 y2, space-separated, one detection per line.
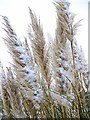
0 0 89 119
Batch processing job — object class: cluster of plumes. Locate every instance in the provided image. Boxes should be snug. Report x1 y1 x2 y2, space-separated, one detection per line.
1 16 43 118
0 0 89 118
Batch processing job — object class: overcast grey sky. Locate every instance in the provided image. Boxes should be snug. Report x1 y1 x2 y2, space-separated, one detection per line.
0 0 88 66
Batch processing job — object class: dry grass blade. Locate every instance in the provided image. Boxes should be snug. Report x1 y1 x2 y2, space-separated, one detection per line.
4 68 25 117
0 61 12 117
51 0 73 95
28 8 51 96
2 16 26 71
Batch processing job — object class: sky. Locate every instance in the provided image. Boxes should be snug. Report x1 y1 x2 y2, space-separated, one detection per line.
0 0 89 67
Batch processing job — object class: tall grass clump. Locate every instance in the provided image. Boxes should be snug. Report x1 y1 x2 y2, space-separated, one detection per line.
0 0 89 119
